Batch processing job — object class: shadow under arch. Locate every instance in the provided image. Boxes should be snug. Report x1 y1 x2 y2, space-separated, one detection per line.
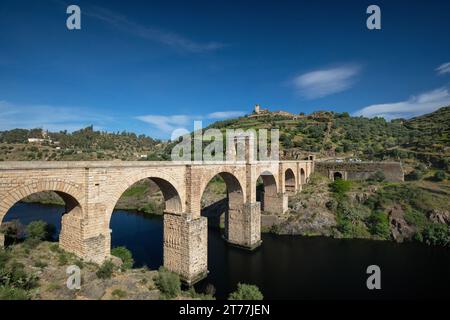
284 168 296 194
200 171 245 240
256 171 278 212
300 168 306 185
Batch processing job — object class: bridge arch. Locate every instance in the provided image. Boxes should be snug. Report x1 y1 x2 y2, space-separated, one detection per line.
256 171 278 212
0 180 84 249
105 172 184 226
0 180 84 224
300 168 306 185
200 171 245 212
284 168 296 194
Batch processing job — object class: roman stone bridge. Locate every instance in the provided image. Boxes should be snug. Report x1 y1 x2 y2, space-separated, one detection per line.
0 154 313 284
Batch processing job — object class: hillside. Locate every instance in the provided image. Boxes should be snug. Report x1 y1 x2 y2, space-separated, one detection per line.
204 105 450 170
0 106 448 171
0 126 169 161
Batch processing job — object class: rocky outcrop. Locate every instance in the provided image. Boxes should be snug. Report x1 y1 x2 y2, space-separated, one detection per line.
427 209 450 225
387 205 416 242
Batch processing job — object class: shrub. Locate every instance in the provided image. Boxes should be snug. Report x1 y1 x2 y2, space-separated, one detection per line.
329 179 352 195
26 221 55 241
0 250 10 269
33 260 47 269
111 246 134 269
406 170 423 181
57 252 69 266
0 261 39 290
0 286 30 300
419 223 450 247
0 220 24 245
366 211 391 239
369 171 385 182
154 267 181 299
96 260 115 279
433 170 446 182
112 288 127 299
228 283 263 300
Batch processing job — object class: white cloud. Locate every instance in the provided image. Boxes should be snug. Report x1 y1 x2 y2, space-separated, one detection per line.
136 110 245 137
293 65 360 99
436 62 450 75
135 114 194 134
207 111 245 119
86 6 225 53
0 100 111 132
354 87 450 120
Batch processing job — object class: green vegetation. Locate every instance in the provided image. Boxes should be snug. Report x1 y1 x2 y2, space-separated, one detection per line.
111 246 134 269
228 283 263 300
419 223 450 246
329 179 352 195
154 267 181 299
96 260 115 279
26 220 55 241
366 211 391 240
433 170 446 181
112 288 127 299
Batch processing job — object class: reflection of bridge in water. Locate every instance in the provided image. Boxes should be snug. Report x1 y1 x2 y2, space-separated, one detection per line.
0 142 313 284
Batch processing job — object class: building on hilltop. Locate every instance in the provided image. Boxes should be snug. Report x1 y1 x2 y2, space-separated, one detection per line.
249 104 305 119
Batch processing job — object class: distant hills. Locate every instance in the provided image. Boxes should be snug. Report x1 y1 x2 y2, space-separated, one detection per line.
0 106 448 169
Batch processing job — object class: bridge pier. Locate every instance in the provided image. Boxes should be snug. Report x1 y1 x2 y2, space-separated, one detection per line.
262 192 288 214
163 213 208 285
0 233 4 249
225 202 261 250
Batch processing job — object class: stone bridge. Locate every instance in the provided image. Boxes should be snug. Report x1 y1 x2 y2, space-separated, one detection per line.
0 154 313 284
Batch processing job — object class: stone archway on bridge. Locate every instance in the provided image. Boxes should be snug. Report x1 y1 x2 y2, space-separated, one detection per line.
200 171 245 246
106 175 184 261
300 168 306 185
0 180 84 252
284 168 296 194
256 171 278 213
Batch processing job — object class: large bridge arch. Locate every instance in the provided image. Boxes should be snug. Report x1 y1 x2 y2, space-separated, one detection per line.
0 179 84 224
104 171 185 226
0 179 84 251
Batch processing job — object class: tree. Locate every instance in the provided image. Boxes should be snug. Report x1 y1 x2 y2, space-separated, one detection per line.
26 221 55 241
433 170 446 182
229 283 263 300
406 170 423 181
111 246 134 269
367 211 390 239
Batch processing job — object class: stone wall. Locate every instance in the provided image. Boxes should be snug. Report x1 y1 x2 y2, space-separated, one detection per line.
315 161 404 182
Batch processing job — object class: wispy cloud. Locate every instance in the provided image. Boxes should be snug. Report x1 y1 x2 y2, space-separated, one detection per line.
293 65 361 99
136 110 245 137
436 62 450 75
354 87 450 120
0 100 112 132
207 111 245 119
135 114 195 134
85 6 225 53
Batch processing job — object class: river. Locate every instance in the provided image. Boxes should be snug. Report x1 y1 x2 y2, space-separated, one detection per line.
4 202 450 299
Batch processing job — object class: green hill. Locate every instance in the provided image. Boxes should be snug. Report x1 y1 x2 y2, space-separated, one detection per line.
202 106 450 170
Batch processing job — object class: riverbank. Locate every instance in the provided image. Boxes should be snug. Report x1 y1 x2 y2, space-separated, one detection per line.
0 240 219 300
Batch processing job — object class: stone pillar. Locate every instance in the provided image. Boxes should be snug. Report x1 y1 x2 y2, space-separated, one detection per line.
226 202 261 250
163 213 208 285
59 213 84 257
262 192 288 214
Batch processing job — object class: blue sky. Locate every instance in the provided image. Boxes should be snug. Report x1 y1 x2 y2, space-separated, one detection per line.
0 0 449 139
